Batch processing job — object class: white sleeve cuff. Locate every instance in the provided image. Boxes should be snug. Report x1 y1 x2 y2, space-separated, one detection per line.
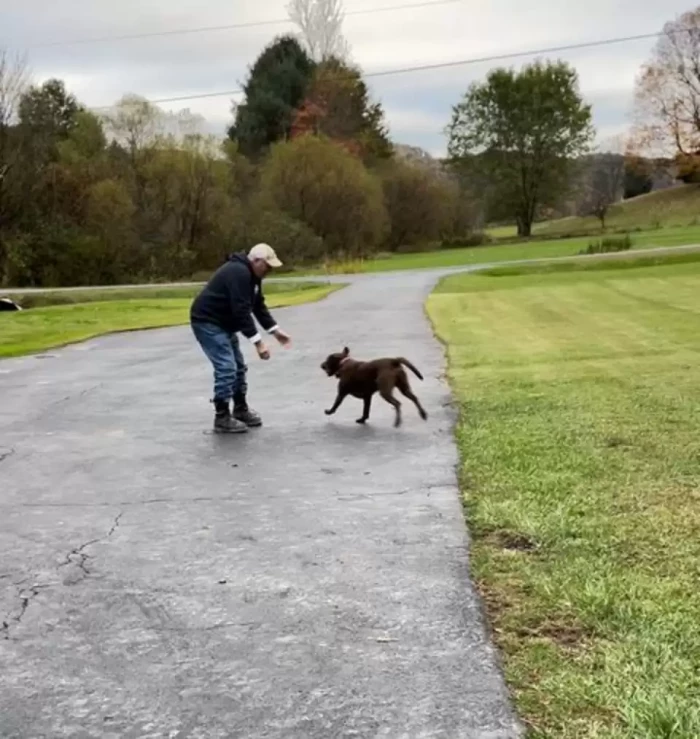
249 332 262 344
267 325 279 334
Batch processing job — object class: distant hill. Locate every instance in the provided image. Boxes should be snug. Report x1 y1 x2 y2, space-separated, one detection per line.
534 183 700 237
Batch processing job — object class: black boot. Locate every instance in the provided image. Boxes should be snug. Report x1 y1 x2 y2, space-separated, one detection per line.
233 393 262 427
213 399 248 434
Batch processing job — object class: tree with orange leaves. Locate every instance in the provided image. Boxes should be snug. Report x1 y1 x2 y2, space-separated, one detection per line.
290 58 392 164
633 8 700 180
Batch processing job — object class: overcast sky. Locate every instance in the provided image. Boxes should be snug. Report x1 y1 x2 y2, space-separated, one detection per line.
0 0 694 156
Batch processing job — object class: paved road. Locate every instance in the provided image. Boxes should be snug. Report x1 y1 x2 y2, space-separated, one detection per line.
0 270 522 738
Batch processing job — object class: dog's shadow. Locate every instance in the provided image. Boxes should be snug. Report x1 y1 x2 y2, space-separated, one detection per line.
321 418 428 446
322 420 381 439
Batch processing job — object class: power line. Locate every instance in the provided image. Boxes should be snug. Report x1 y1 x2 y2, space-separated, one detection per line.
97 29 667 109
27 0 461 49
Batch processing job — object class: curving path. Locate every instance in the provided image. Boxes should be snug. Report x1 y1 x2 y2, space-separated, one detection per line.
0 270 522 738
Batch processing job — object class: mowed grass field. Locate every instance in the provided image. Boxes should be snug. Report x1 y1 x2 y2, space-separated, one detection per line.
427 256 700 738
0 282 341 358
301 224 700 275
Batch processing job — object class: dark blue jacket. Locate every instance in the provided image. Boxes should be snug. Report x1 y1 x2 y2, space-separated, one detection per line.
190 253 276 340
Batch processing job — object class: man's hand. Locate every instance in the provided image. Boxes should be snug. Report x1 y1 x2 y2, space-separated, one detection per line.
273 329 291 348
256 341 270 360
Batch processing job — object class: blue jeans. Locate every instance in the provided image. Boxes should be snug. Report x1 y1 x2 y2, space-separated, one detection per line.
191 322 248 403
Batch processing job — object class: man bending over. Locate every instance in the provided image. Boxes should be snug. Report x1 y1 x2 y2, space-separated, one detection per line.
190 243 291 433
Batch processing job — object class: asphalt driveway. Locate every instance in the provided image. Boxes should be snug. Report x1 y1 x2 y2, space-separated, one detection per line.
0 271 521 738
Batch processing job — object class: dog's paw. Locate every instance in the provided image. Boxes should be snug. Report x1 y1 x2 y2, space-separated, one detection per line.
420 410 428 421
324 409 333 416
356 418 367 425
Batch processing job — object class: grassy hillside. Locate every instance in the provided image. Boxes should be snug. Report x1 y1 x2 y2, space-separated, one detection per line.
488 184 700 239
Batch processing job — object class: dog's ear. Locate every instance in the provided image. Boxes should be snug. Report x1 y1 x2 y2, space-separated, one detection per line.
342 346 349 356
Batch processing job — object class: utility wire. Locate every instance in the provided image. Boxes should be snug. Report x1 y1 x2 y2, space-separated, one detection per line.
26 0 461 49
96 29 672 109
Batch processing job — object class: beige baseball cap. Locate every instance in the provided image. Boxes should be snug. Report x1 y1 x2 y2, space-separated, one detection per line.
249 242 283 268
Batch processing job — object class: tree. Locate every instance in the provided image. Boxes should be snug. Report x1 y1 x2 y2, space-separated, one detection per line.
447 60 594 237
633 8 700 160
623 155 654 199
0 49 29 281
287 0 349 61
121 132 239 278
259 134 388 259
379 160 454 250
228 35 315 159
0 50 28 184
290 57 392 163
101 94 164 160
58 110 108 164
238 203 325 265
15 79 85 224
18 79 81 141
83 178 137 282
578 137 626 229
100 93 169 233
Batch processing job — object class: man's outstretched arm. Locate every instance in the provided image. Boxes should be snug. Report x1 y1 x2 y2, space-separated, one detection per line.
254 288 291 346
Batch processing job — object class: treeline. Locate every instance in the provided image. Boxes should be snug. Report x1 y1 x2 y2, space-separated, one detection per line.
0 39 475 288
3 2 696 286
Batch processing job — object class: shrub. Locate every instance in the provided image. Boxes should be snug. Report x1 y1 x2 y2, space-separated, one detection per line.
259 134 388 260
580 234 633 255
441 232 492 249
239 204 325 267
378 160 454 251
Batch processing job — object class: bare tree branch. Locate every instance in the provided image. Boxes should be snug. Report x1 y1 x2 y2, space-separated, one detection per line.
632 10 700 157
287 0 350 61
0 49 29 131
0 49 30 241
577 136 627 229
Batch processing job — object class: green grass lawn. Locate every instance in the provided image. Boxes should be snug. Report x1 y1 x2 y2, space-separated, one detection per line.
4 280 327 309
427 257 700 738
478 249 700 279
0 283 341 358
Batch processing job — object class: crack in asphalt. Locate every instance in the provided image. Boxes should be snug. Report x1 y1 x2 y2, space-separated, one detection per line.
2 512 125 638
0 386 105 434
152 622 258 633
4 485 460 511
2 584 51 641
50 384 104 409
59 512 124 584
336 488 412 502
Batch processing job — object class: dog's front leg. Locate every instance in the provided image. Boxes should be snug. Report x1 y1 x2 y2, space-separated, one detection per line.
356 395 372 424
325 390 347 416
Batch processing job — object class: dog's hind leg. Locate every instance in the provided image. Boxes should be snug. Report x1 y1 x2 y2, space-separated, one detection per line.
397 374 428 421
356 395 373 424
379 378 402 427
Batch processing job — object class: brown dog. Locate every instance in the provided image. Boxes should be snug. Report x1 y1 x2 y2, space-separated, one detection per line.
321 347 428 427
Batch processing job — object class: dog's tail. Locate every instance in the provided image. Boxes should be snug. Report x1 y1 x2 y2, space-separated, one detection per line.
396 357 423 380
